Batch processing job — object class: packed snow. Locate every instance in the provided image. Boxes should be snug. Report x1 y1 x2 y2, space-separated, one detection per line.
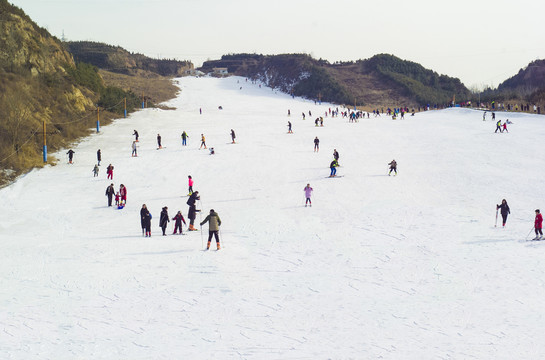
1 76 545 359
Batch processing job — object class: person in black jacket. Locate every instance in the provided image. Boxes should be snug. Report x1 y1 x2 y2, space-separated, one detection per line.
187 191 200 231
67 149 75 164
105 183 115 206
159 206 170 235
496 199 510 227
141 204 151 237
97 149 101 166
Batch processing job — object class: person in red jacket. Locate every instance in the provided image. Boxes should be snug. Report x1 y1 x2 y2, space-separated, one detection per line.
172 211 187 234
119 184 127 205
534 209 543 240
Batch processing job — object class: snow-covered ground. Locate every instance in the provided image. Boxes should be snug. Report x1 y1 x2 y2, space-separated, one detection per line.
2 76 545 359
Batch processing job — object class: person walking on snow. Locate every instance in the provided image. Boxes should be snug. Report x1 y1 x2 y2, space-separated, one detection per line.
230 129 236 144
141 204 151 237
97 149 101 166
287 121 293 133
92 164 99 177
67 149 75 164
157 134 162 149
304 184 313 207
105 183 115 207
172 211 186 234
502 122 508 133
187 191 200 231
132 141 138 157
133 130 139 141
188 175 194 195
107 164 114 180
388 159 397 176
495 120 503 133
314 137 320 152
159 206 170 236
534 209 543 240
200 209 222 250
200 134 207 149
329 159 339 177
181 131 188 146
496 199 510 227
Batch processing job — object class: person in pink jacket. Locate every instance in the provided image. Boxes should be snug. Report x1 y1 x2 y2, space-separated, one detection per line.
304 184 313 207
188 175 194 196
534 209 543 240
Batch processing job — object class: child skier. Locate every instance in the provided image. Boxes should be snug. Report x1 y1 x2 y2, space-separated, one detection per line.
172 211 187 234
304 184 313 207
496 199 510 227
534 209 543 240
188 175 194 196
388 159 397 176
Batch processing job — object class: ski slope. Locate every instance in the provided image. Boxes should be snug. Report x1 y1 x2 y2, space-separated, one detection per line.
2 76 545 359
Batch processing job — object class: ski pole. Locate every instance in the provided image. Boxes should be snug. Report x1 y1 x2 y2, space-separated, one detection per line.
219 227 223 248
495 208 498 227
198 200 204 249
526 227 534 241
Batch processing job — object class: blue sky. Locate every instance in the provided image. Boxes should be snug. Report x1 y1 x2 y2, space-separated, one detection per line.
12 0 545 88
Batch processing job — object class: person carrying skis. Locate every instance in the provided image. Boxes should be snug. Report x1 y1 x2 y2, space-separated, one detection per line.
496 199 510 227
287 121 293 133
329 159 339 177
314 137 320 152
200 209 222 250
97 149 101 166
388 159 397 176
133 130 139 141
132 141 138 157
200 134 207 149
92 164 99 177
105 183 115 207
181 131 188 146
534 209 543 240
119 184 127 205
157 134 162 149
107 164 114 180
159 206 170 236
141 204 151 237
67 149 75 164
172 211 186 234
188 175 194 195
187 191 200 231
495 120 502 133
304 184 313 207
230 129 236 144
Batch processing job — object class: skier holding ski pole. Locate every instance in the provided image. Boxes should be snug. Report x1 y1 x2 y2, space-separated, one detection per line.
496 199 510 227
200 209 222 250
533 209 543 240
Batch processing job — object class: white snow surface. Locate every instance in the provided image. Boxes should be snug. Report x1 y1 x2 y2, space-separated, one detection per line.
2 76 545 359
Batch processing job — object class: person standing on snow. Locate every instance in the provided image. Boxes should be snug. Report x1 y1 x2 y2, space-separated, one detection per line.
188 175 194 196
141 204 151 237
200 134 207 149
181 131 188 146
230 129 236 144
67 149 75 164
333 149 339 161
107 164 114 180
314 137 320 152
200 209 222 250
287 121 293 133
119 184 127 205
502 122 508 133
97 149 101 166
388 159 397 176
159 206 170 236
92 164 99 177
304 184 313 207
496 199 510 227
495 120 503 133
105 183 115 207
187 191 200 231
157 134 162 149
132 141 138 157
534 209 543 240
172 211 187 234
133 130 139 141
329 159 339 177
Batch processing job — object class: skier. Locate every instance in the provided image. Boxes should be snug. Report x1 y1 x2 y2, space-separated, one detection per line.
119 184 127 205
181 131 188 146
131 141 138 157
304 184 313 207
492 112 496 121
388 159 397 176
329 159 339 177
534 209 543 240
97 149 101 166
496 199 510 227
106 164 114 180
495 120 502 133
187 191 200 231
92 164 99 177
141 204 151 237
288 109 291 116
67 149 75 164
287 121 293 133
133 130 139 141
157 134 162 149
188 175 194 195
314 137 320 152
333 149 339 161
200 134 207 149
200 209 222 250
502 122 508 133
172 211 187 234
230 129 236 144
315 118 319 127
302 112 306 120
105 183 115 207
159 206 170 236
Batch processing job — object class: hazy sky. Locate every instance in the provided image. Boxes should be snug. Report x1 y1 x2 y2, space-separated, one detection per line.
11 0 545 88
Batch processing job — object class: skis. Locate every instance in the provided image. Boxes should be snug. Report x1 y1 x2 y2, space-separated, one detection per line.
326 175 344 178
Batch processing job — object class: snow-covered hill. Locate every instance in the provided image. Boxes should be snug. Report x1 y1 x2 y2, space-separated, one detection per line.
2 77 545 359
